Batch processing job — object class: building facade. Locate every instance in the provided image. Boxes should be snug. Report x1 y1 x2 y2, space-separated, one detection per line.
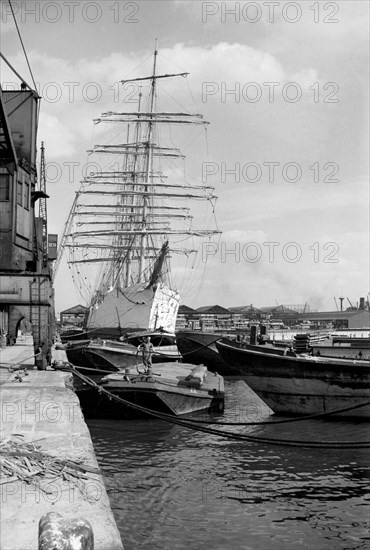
0 82 55 362
60 305 88 328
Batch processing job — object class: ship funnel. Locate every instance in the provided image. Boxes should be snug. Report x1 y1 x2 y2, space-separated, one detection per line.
359 297 365 310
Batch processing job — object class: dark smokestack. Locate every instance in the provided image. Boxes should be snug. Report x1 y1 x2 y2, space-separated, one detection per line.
359 297 365 310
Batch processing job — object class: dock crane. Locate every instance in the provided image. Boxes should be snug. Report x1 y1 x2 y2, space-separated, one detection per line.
346 297 357 311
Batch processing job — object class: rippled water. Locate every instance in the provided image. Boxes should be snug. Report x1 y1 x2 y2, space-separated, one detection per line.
87 378 370 550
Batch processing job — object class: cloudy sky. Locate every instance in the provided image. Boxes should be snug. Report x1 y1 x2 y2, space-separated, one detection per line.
1 0 368 314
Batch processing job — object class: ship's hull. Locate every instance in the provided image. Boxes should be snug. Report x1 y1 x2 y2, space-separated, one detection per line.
61 328 127 342
176 331 234 375
75 363 225 419
84 342 179 370
68 343 139 373
87 282 180 336
61 283 180 343
216 339 370 418
66 340 179 372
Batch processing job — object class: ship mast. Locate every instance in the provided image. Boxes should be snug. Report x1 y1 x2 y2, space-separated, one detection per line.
121 87 143 287
121 121 131 287
60 47 220 305
139 46 158 282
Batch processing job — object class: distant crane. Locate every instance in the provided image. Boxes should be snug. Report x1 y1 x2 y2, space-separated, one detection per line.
346 297 357 311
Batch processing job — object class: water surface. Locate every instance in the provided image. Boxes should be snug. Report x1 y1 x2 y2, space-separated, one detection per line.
88 379 370 550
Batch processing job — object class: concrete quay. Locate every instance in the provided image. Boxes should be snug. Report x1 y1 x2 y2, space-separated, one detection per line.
0 336 123 550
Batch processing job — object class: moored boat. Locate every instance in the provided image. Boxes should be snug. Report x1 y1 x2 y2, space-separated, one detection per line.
65 339 138 374
75 363 224 418
65 329 181 373
331 328 370 348
175 330 233 375
311 344 369 360
311 328 370 359
216 338 370 418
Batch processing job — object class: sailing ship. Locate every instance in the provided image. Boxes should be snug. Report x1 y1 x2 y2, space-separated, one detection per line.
58 48 220 352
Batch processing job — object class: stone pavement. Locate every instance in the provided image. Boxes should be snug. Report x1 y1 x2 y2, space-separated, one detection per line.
0 336 123 550
0 335 36 371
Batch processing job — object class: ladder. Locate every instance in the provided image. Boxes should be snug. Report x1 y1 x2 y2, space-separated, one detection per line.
29 277 50 353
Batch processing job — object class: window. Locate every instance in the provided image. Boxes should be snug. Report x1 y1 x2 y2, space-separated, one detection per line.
0 174 10 201
17 180 23 206
23 182 30 210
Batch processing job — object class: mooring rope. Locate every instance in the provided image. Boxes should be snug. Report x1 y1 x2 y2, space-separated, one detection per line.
58 363 370 449
0 355 37 371
61 362 370 425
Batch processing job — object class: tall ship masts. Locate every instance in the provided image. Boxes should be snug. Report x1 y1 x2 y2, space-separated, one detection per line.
57 48 220 338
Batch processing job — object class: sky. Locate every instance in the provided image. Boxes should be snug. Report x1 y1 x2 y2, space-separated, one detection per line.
0 0 369 315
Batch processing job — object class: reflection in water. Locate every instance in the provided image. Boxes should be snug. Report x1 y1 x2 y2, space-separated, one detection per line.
88 379 370 550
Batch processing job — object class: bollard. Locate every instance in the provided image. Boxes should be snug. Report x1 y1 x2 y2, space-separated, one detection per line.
35 347 47 370
35 358 47 370
38 512 94 550
0 334 6 349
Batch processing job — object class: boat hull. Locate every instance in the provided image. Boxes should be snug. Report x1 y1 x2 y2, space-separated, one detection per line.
87 282 180 336
216 339 370 418
75 363 225 419
66 338 180 372
77 386 224 419
176 331 233 375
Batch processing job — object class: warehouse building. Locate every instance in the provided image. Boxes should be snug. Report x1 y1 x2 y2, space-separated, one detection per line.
297 309 370 329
